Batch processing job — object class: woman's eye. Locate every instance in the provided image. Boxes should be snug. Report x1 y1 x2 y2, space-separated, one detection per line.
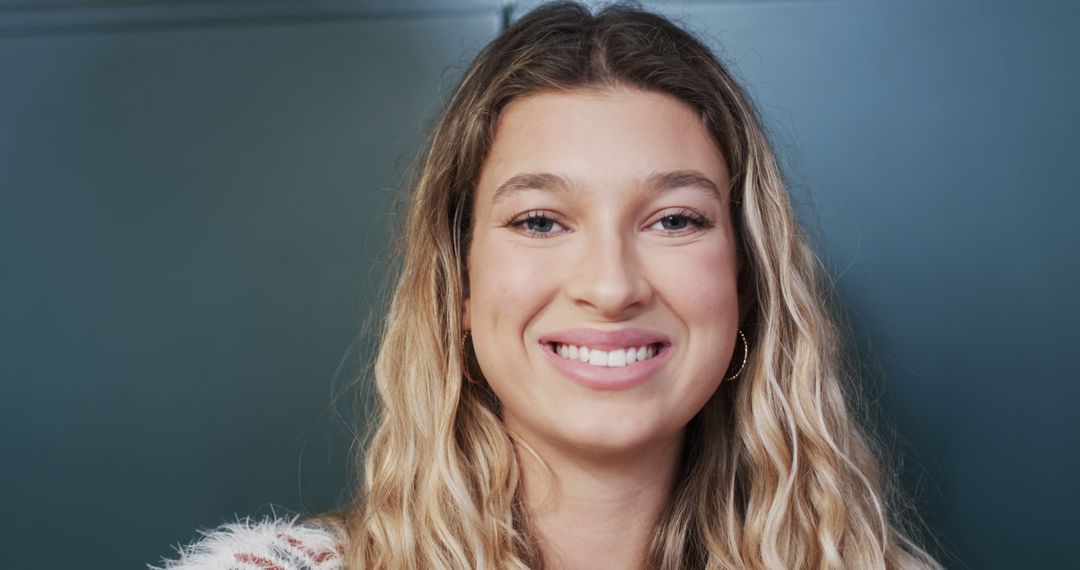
507 212 567 237
526 216 557 233
648 210 712 234
659 215 690 231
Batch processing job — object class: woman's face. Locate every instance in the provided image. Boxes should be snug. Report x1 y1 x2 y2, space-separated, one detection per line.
464 87 740 458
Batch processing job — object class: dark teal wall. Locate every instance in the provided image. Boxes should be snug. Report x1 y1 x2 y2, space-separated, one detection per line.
0 2 502 567
1 1 1076 568
665 1 1080 567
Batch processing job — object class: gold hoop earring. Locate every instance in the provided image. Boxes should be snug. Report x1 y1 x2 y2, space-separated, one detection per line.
724 329 748 381
462 329 471 352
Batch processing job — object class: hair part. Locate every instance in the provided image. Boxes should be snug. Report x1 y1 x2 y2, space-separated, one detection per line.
340 2 943 568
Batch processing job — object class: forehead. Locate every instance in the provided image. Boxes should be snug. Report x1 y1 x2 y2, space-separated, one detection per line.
476 87 730 201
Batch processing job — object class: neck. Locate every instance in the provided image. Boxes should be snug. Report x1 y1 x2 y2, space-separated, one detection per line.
516 434 684 570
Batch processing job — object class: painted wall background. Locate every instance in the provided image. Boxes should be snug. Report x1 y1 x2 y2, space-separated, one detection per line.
1 1 1076 568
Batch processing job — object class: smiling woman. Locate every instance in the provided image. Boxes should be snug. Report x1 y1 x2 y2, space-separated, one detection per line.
463 88 746 567
466 88 741 463
156 2 941 569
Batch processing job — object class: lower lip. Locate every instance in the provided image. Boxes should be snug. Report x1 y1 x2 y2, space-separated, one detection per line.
540 342 672 391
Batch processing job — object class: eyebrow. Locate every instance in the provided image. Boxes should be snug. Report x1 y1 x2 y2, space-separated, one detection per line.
490 169 724 203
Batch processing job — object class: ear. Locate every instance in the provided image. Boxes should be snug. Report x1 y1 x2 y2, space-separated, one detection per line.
462 261 471 331
735 247 754 327
463 296 471 331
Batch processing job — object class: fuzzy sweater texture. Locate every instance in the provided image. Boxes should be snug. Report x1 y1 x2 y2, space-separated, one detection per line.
151 516 345 570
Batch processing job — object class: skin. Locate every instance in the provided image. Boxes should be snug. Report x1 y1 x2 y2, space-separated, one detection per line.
463 87 740 569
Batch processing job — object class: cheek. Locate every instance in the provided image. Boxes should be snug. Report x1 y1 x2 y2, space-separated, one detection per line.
468 240 561 400
469 240 559 333
651 243 739 321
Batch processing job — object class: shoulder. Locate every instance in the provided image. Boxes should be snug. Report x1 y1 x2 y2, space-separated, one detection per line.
151 516 346 570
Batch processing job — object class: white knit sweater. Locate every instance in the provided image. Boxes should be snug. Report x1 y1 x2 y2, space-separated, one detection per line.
151 517 345 570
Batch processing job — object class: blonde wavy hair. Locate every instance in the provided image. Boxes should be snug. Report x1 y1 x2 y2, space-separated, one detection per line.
335 2 942 568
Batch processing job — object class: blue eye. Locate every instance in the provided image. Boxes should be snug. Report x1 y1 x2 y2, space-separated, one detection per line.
649 210 712 234
507 211 567 237
525 216 556 233
659 215 691 231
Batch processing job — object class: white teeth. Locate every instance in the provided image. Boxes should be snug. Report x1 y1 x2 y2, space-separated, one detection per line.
551 343 660 367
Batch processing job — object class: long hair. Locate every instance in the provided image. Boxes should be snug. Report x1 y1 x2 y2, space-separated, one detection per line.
339 2 941 568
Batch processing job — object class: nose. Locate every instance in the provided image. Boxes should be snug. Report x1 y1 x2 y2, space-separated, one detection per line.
564 229 653 318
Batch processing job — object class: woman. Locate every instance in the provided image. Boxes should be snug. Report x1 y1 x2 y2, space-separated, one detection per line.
156 2 941 569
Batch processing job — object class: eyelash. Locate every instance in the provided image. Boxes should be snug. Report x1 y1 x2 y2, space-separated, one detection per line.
649 209 714 234
504 210 567 238
503 208 713 237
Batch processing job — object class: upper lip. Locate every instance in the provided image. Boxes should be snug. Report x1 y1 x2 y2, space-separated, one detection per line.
538 327 671 351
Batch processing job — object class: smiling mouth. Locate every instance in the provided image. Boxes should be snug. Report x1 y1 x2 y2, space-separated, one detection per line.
546 342 666 368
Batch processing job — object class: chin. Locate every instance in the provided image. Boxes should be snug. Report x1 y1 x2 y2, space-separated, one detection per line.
542 407 683 458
